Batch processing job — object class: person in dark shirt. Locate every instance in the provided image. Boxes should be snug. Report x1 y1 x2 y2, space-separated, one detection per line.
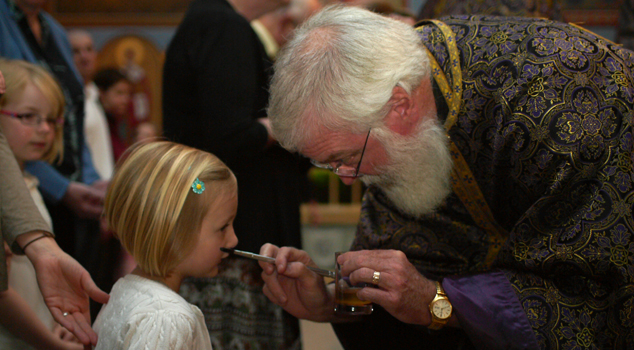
162 0 309 348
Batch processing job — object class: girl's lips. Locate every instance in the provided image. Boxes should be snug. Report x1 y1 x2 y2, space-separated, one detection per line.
31 142 48 148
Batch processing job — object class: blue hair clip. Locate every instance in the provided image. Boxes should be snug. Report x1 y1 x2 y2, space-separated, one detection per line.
192 178 205 194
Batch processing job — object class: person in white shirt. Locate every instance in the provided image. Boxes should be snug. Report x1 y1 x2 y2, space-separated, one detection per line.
94 141 239 350
68 29 114 181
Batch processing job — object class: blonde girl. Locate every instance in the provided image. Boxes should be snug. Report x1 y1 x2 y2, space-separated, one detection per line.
0 59 81 350
94 141 239 350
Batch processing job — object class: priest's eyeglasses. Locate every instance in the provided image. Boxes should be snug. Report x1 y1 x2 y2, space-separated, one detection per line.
310 128 371 178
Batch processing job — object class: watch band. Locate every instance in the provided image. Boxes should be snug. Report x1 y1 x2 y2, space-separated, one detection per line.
428 281 451 330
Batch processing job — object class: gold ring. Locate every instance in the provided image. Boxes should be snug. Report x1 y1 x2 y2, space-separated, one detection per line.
372 271 381 285
63 312 69 317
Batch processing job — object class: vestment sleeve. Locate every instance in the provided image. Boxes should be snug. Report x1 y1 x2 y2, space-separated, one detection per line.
442 271 539 349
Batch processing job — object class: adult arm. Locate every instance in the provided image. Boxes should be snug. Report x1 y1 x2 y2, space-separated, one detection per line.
16 233 109 347
1 126 108 346
340 153 632 350
0 126 51 281
26 161 104 219
442 271 538 349
259 244 535 347
0 286 83 350
337 250 538 349
25 161 70 203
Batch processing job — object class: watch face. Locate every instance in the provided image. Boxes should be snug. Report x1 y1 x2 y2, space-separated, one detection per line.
432 299 452 319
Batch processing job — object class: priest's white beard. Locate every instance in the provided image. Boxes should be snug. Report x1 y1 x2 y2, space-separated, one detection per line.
361 119 453 217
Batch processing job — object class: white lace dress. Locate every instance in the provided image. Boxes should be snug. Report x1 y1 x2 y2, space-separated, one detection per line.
93 274 212 350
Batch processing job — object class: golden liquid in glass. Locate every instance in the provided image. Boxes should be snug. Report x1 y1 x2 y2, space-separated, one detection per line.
335 288 373 314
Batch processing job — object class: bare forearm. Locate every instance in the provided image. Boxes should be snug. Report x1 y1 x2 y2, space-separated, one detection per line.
14 231 53 253
0 287 63 350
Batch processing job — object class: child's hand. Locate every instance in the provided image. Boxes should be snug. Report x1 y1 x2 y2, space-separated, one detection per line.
52 324 83 350
53 323 79 343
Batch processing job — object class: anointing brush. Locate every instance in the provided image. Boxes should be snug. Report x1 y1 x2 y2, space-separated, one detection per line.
220 247 335 278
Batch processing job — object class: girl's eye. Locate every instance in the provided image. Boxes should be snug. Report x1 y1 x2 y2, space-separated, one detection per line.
20 113 40 124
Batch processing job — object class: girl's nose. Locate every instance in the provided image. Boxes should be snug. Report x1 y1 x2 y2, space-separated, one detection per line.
37 119 53 133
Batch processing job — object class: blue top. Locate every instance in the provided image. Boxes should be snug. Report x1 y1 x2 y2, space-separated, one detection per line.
0 0 100 202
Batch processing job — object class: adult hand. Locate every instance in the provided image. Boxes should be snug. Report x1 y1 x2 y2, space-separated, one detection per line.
259 244 333 322
62 182 104 219
23 235 110 346
90 180 109 194
338 249 437 326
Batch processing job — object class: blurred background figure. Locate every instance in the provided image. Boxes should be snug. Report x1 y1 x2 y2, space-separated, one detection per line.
120 47 152 125
288 0 327 25
162 0 311 348
68 29 115 182
364 1 416 25
69 31 122 320
251 7 294 60
91 67 136 315
416 0 563 20
133 121 158 144
251 0 328 60
617 0 634 51
93 68 132 163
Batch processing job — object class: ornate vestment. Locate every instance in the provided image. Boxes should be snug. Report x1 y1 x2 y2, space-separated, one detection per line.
333 15 634 350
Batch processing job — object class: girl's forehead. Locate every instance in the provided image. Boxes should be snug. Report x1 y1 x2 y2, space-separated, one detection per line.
8 82 40 100
6 84 51 109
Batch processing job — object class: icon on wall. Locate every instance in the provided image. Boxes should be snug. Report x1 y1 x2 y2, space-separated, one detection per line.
97 35 164 141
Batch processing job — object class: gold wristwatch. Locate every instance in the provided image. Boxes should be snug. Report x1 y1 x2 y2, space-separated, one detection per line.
428 281 452 330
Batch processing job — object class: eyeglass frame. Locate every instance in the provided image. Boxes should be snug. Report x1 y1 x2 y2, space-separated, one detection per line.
0 109 64 129
310 128 371 178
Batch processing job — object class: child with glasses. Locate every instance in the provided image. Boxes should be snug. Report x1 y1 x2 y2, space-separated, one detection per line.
0 59 82 349
94 141 239 350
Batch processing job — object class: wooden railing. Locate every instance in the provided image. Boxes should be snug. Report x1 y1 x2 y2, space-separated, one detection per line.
300 169 363 225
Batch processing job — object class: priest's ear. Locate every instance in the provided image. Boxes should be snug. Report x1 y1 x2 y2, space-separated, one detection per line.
383 85 419 136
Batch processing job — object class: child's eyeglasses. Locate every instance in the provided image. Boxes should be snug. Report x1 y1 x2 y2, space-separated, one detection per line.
0 109 63 128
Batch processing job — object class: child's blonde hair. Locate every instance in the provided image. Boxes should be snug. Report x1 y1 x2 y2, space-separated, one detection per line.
104 141 237 277
0 59 65 164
